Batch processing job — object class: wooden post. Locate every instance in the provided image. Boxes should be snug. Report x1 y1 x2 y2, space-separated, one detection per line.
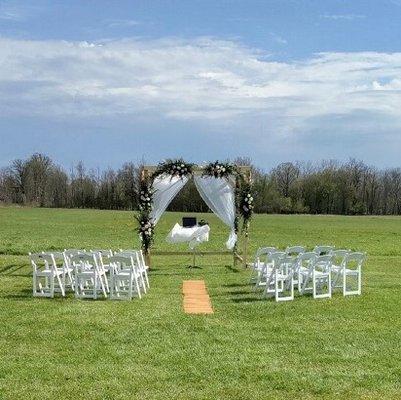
145 249 151 269
141 166 152 269
243 167 252 268
243 233 248 268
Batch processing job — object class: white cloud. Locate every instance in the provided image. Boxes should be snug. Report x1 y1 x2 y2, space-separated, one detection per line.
321 14 366 21
0 36 400 138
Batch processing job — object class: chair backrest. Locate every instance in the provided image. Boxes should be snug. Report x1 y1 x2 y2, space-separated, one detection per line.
255 247 276 257
269 251 286 267
90 249 113 257
297 252 317 270
313 245 335 256
254 247 277 264
29 252 56 271
343 252 366 270
64 249 86 258
44 251 68 268
109 254 137 272
69 253 98 272
285 246 305 257
314 255 332 272
331 249 350 266
277 255 298 273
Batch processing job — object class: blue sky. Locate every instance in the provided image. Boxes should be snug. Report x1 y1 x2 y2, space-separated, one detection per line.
1 0 401 170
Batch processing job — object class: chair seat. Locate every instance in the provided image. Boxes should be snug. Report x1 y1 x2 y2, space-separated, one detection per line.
36 269 63 277
116 269 141 278
332 266 358 274
300 270 328 277
76 271 97 277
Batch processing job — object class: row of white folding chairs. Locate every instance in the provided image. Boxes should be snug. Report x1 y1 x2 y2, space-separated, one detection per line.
250 245 334 283
29 249 149 300
251 246 366 302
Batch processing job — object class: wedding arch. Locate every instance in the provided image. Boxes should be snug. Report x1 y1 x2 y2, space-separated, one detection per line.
137 159 254 268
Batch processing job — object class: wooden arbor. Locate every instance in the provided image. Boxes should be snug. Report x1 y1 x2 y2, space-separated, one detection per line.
140 165 252 268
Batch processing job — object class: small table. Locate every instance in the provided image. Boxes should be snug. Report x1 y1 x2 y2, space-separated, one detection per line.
166 223 210 267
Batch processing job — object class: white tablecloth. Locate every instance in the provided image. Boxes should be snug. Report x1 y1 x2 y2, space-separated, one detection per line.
166 223 210 250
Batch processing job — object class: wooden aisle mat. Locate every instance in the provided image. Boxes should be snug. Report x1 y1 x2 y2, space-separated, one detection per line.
182 280 214 314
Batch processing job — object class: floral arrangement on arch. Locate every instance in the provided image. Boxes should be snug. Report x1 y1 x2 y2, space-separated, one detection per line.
152 158 195 180
238 182 254 235
202 161 238 179
136 213 155 251
138 180 154 212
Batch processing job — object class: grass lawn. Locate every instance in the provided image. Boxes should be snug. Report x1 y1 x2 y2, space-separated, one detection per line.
0 206 401 399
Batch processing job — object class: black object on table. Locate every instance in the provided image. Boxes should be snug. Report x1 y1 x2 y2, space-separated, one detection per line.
182 217 197 227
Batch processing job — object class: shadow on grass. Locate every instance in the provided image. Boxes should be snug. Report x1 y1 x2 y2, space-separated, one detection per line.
224 265 240 273
0 264 27 275
231 297 265 303
0 288 32 300
228 290 252 295
222 283 250 288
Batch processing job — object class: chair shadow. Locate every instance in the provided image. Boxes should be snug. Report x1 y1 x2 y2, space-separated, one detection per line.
231 297 265 303
222 283 250 288
0 288 32 300
224 265 240 273
0 264 26 275
228 290 251 295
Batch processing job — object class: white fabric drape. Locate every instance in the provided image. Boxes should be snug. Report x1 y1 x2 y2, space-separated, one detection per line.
194 175 237 249
150 174 188 224
166 223 210 250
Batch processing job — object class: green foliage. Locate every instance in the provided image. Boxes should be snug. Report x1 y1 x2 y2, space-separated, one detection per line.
202 161 239 179
152 158 195 180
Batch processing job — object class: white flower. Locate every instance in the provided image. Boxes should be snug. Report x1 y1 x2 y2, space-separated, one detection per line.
177 166 181 170
247 194 251 198
181 163 184 167
222 167 226 172
250 197 253 202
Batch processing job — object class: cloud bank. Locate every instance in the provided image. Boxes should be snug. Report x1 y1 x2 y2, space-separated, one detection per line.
0 36 401 138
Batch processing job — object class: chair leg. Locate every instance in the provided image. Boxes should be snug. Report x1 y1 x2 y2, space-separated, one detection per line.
50 275 55 298
134 276 142 299
56 273 65 297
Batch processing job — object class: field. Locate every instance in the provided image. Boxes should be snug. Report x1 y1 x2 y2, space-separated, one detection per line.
1 206 401 399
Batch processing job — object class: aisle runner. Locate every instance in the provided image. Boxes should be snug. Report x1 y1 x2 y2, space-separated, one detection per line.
182 280 214 314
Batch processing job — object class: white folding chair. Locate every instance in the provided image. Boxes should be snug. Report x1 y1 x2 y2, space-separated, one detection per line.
330 250 350 287
285 246 305 257
44 251 75 290
109 255 144 300
264 254 296 302
70 253 107 299
253 250 284 291
87 251 110 293
295 252 317 293
332 252 365 296
250 247 276 283
119 250 149 290
313 245 335 256
300 255 332 299
90 249 113 272
29 253 66 298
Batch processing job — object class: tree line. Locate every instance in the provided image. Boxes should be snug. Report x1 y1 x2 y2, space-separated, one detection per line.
1 153 401 215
